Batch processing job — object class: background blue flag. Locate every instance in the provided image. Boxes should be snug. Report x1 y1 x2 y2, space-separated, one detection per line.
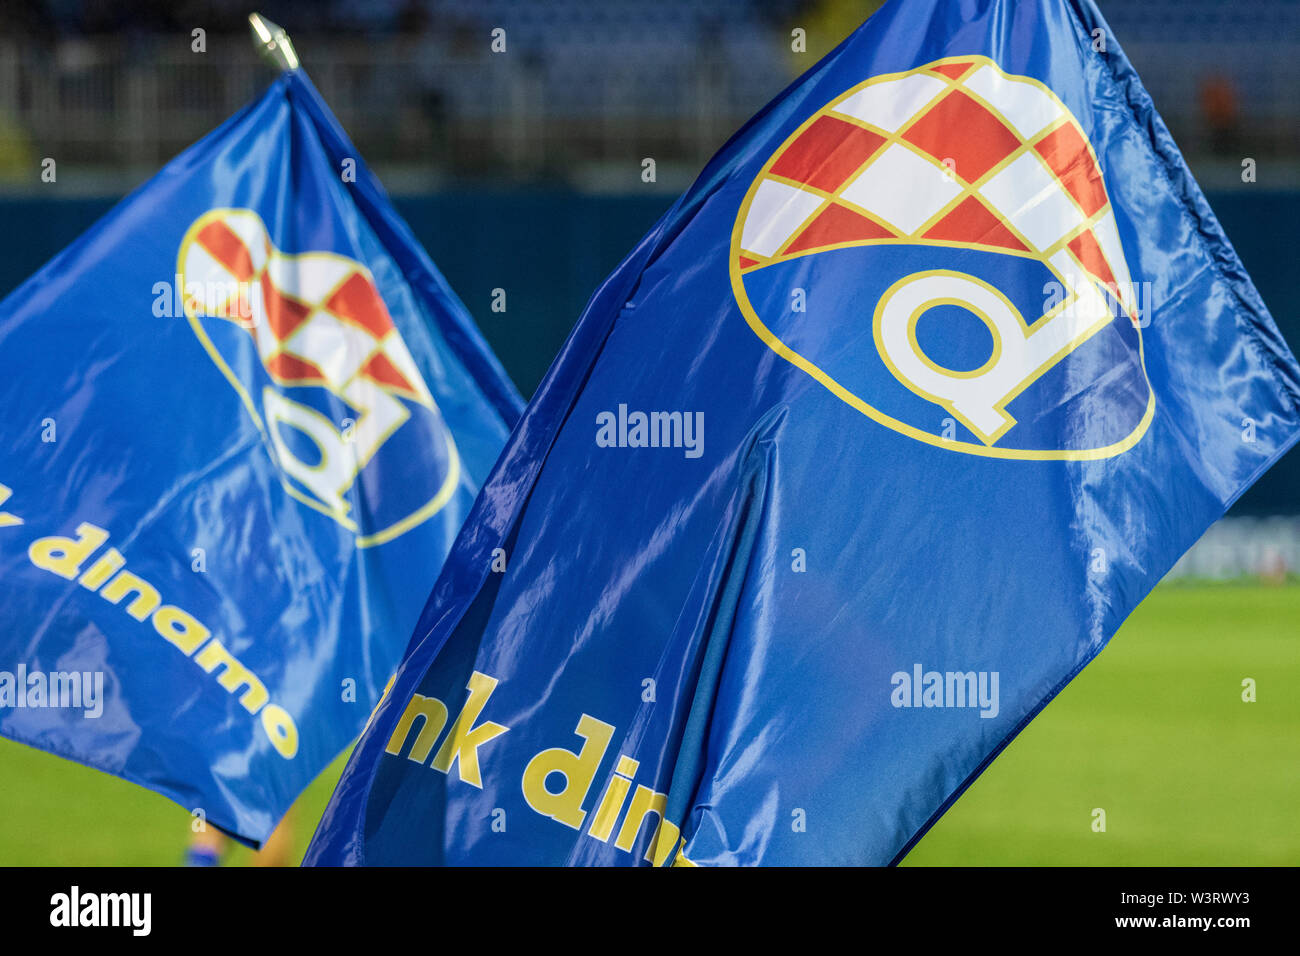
306 0 1300 866
0 69 522 845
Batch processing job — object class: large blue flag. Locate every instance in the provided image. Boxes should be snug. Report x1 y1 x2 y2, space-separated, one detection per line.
0 69 522 845
306 0 1300 866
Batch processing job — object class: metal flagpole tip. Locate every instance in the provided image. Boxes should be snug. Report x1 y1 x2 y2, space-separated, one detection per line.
248 12 300 71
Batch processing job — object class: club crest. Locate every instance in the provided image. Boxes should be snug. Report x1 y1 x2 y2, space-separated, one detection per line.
731 56 1154 459
178 208 460 545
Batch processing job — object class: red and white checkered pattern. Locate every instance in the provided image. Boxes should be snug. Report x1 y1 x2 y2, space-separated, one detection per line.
180 209 433 406
737 58 1136 320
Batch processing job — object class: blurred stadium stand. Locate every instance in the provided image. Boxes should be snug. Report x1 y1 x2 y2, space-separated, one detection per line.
0 0 1297 562
0 0 804 179
0 0 1294 180
1103 1 1299 160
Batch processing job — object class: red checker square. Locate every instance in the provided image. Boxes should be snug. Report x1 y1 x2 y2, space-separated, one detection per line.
1034 123 1109 217
770 115 886 193
325 272 395 338
923 196 1027 253
929 61 976 81
265 352 324 384
197 221 257 282
783 203 896 255
901 90 1022 183
259 272 313 341
1067 229 1119 295
362 351 416 395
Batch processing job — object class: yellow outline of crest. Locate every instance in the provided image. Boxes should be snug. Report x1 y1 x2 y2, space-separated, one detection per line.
178 208 460 548
728 55 1155 461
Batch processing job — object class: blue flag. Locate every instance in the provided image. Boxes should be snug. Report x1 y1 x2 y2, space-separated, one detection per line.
0 69 522 845
306 0 1300 866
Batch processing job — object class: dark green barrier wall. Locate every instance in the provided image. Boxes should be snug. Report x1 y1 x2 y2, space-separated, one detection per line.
1 189 1295 515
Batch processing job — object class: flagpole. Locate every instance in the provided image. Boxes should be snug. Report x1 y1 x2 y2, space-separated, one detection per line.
248 13 300 71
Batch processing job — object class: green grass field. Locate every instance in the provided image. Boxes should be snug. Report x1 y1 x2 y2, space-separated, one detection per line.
0 581 1295 866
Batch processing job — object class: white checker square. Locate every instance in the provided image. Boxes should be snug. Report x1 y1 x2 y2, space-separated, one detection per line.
838 143 962 235
833 73 948 133
281 309 379 388
1091 210 1135 312
963 65 1063 140
266 254 354 306
221 212 271 273
378 333 432 403
741 179 825 257
979 151 1086 251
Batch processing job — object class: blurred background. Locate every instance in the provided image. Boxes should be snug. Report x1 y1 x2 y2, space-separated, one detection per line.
0 0 1296 864
0 0 1296 526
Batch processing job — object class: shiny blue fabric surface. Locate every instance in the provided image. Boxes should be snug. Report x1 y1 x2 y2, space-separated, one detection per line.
0 71 521 845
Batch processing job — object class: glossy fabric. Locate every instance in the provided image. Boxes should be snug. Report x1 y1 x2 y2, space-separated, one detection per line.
306 0 1300 865
0 71 521 845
